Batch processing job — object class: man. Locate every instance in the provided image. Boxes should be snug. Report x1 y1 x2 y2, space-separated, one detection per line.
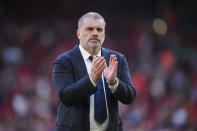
53 12 136 131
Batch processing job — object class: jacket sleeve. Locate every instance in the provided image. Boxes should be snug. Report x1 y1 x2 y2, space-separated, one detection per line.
112 55 136 104
53 58 97 106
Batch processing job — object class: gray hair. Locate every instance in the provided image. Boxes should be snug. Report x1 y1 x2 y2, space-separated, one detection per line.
78 12 105 29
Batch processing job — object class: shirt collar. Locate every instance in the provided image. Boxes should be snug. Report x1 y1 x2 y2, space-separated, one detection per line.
79 44 101 61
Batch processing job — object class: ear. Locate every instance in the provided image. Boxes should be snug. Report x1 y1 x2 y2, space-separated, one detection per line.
76 29 80 39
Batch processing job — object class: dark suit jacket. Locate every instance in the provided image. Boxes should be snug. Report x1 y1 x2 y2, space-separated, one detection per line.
53 44 136 131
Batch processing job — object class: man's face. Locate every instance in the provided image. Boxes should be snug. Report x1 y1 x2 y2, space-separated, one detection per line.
77 17 105 54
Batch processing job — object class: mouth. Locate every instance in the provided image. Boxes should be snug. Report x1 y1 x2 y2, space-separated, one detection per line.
90 40 99 44
89 38 100 43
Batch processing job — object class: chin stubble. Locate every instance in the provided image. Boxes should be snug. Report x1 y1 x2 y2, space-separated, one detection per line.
88 42 101 55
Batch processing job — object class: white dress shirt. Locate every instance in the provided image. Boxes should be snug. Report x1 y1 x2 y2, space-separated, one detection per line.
79 44 118 131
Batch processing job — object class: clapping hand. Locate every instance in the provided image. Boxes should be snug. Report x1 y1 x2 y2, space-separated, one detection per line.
104 55 118 84
89 56 106 83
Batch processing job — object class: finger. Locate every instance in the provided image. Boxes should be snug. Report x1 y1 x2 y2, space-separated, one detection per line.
104 62 107 68
112 59 117 67
92 57 105 74
110 55 117 65
109 57 114 69
114 61 118 72
110 54 115 57
95 57 105 69
113 61 118 69
97 59 106 72
97 58 105 68
98 63 106 73
109 55 113 65
111 55 117 65
111 55 117 62
93 56 104 64
113 56 117 62
92 56 100 64
93 56 104 66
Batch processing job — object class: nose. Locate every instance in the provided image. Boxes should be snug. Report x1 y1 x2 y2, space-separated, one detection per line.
92 29 98 36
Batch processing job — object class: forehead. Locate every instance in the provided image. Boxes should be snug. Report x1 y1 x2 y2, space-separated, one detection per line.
81 17 105 28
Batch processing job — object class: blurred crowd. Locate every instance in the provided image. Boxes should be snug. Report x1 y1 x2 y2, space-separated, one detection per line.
0 0 197 131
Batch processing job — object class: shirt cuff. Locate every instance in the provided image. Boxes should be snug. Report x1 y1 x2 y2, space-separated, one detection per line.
108 77 119 93
89 75 96 87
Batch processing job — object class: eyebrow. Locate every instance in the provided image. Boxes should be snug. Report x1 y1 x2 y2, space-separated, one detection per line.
86 27 103 30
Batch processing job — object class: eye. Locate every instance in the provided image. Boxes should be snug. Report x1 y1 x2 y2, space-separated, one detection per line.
97 28 103 32
87 27 93 31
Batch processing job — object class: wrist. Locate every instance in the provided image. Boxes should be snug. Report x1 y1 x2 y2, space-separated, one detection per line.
90 74 96 83
89 75 96 87
108 78 117 86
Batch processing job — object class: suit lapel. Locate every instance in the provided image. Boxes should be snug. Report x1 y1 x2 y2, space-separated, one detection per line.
102 48 111 108
71 44 88 79
102 48 110 67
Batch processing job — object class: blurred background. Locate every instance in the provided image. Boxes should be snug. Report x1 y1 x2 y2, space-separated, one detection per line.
0 0 197 130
